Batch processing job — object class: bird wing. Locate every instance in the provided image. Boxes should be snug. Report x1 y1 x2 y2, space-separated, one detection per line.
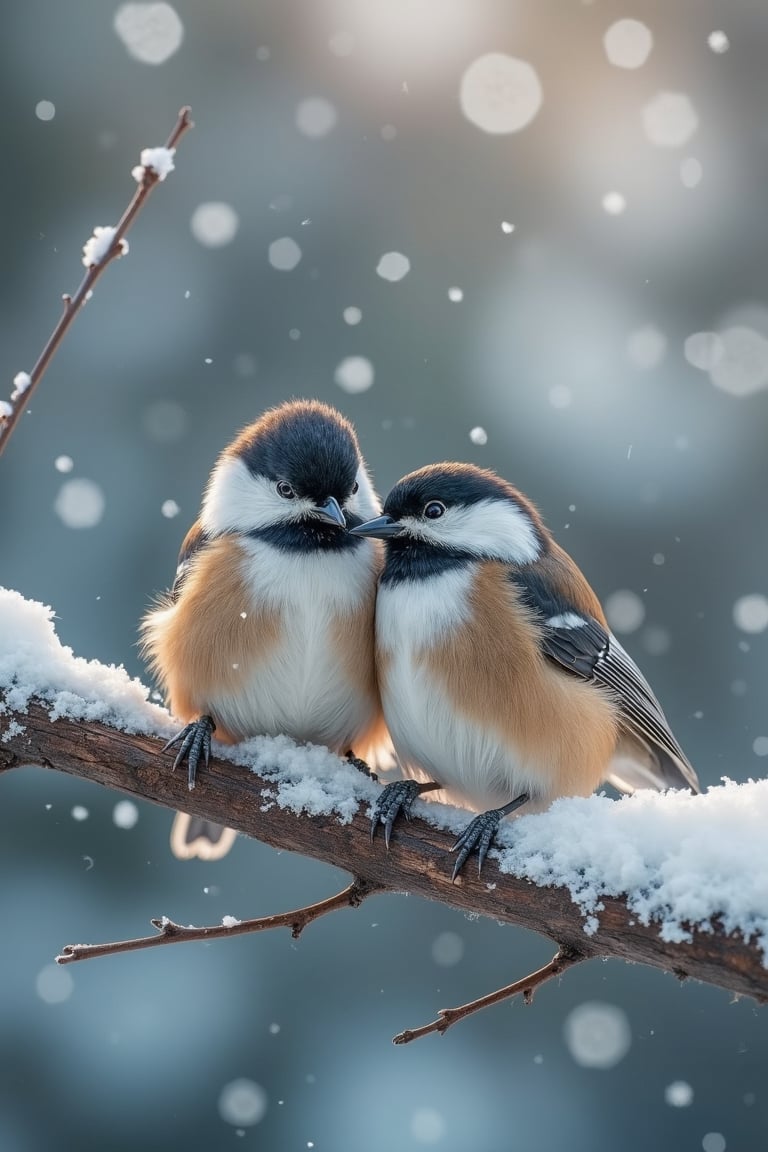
508 565 700 794
171 519 209 600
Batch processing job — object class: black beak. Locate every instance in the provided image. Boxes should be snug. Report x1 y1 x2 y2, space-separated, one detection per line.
348 514 403 539
312 496 346 529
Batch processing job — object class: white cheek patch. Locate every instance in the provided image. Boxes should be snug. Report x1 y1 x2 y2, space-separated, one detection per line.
201 457 312 534
401 499 541 564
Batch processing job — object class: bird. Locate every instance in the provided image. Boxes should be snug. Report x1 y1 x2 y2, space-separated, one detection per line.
141 399 387 860
350 462 700 880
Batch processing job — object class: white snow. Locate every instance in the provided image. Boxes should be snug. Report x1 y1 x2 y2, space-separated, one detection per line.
665 1080 694 1107
376 252 410 282
161 499 180 518
604 589 645 634
563 1001 631 1068
343 306 362 326
221 915 242 928
642 91 698 149
602 191 627 216
733 594 768 634
36 962 74 1004
459 53 542 134
132 145 176 183
113 3 183 65
680 157 703 189
71 805 89 821
708 31 729 54
334 355 374 394
54 478 105 529
82 227 128 268
447 286 464 303
0 401 13 419
702 1135 726 1152
218 1079 267 1127
2 588 768 963
469 426 488 446
603 19 652 70
35 100 56 121
12 372 31 399
431 931 464 967
55 454 73 474
113 799 139 829
295 97 337 139
190 203 239 248
268 237 302 271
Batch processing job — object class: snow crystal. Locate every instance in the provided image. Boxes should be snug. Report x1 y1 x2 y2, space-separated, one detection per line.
113 800 139 829
564 1002 631 1069
36 963 74 1004
71 805 89 821
3 589 768 963
268 237 302 271
605 590 645 634
447 286 464 303
143 399 187 442
431 931 464 967
680 157 703 189
132 145 175 183
665 1081 694 1107
82 227 128 268
329 29 354 57
410 1109 445 1144
733 594 768 634
11 372 31 400
642 91 698 149
54 478 105 529
190 203 239 248
603 19 653 70
295 97 337 138
501 221 515 234
221 915 242 928
684 331 723 371
627 325 667 370
709 326 768 396
707 31 729 54
343 306 362 326
113 3 183 65
35 100 55 121
218 1079 267 1127
376 252 410 282
459 53 542 134
469 426 488 445
334 356 374 394
161 499 180 518
602 191 626 216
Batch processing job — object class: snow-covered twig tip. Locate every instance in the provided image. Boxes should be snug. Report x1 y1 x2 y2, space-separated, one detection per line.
0 106 193 458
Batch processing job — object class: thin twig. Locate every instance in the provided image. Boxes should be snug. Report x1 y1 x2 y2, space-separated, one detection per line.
392 944 585 1045
0 105 194 457
57 876 379 965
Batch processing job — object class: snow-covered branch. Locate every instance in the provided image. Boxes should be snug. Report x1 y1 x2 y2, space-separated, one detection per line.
0 106 193 457
1 588 767 1017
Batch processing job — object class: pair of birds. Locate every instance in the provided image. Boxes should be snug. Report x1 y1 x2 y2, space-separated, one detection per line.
142 400 699 877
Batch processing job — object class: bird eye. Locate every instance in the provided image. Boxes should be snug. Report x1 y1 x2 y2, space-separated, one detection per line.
424 501 446 520
276 481 295 499
351 481 359 495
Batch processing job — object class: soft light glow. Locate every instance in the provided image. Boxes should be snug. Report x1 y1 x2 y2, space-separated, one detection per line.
328 29 354 57
143 400 188 442
190 202 239 248
564 1002 631 1069
113 3 183 65
295 97 337 138
684 331 723 371
501 220 515 234
35 100 55 121
605 590 645 633
447 286 464 302
460 53 542 134
343 306 362 325
410 1109 446 1144
376 251 410 282
268 237 302 271
680 157 703 188
603 19 653 69
469 426 488 445
602 191 626 216
218 1079 268 1127
161 499 180 518
55 455 74 473
665 1081 694 1108
431 931 464 966
733 595 768 634
548 384 572 408
708 31 729 54
709 327 768 396
334 356 374 393
642 91 698 149
113 800 139 829
54 479 105 529
36 963 74 1004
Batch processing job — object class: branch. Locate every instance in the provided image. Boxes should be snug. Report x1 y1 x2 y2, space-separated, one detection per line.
393 944 585 1044
57 876 379 964
2 700 766 1013
0 106 194 457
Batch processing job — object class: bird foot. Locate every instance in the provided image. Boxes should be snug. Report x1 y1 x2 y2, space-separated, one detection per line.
162 715 216 790
371 780 440 847
345 750 378 782
450 793 529 881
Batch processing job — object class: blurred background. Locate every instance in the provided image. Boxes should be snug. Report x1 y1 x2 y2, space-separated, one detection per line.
1 0 767 1148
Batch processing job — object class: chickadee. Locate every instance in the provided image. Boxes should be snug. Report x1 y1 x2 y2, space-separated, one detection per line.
351 463 700 879
142 400 386 860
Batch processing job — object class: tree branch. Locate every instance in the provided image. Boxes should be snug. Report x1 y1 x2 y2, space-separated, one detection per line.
57 876 380 964
2 700 766 1013
0 106 193 457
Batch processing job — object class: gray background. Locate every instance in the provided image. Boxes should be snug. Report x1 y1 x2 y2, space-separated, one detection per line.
1 1 767 1149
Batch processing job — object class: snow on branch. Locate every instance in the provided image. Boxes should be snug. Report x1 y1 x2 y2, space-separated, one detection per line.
1 587 767 1037
0 106 193 458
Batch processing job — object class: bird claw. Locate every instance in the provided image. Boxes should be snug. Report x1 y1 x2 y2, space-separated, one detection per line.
346 750 378 782
162 715 215 790
371 780 427 848
450 808 504 881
